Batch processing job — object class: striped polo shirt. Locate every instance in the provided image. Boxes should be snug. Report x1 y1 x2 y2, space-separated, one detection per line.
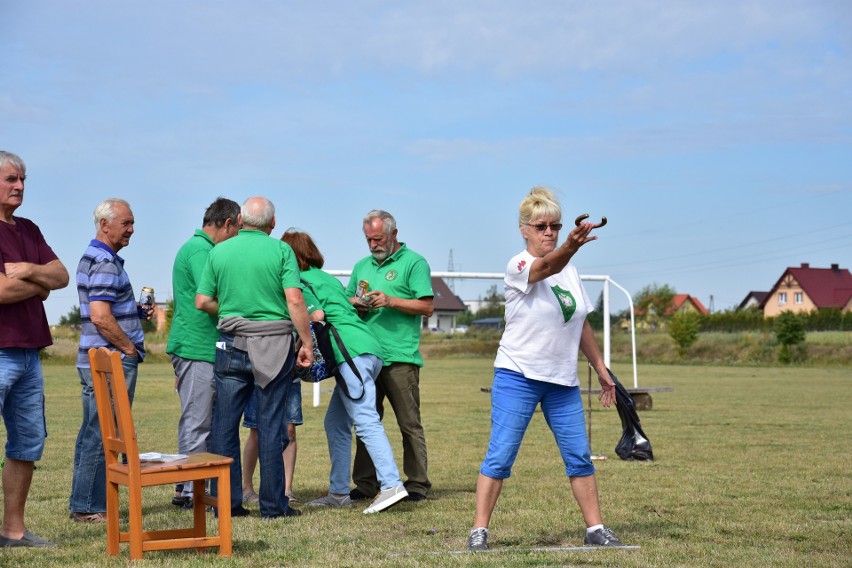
76 239 145 368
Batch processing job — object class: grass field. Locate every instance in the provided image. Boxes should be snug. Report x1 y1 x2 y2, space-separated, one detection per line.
1 359 850 567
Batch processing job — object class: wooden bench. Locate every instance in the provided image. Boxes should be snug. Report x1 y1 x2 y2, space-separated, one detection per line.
580 386 673 411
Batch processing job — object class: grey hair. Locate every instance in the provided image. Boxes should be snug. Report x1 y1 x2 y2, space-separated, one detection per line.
93 198 131 228
363 209 397 236
519 186 562 226
241 196 275 229
0 151 26 174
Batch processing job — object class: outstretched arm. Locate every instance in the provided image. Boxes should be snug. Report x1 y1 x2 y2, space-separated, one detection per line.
528 223 597 284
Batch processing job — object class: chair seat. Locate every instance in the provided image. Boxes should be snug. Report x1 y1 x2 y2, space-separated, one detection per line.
108 453 233 475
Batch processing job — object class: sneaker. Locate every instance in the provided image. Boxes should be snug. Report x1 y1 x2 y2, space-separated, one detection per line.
0 530 57 548
263 506 302 519
363 484 408 514
583 526 624 546
466 527 489 551
70 512 107 524
172 495 193 509
306 493 352 508
349 488 373 501
403 491 427 502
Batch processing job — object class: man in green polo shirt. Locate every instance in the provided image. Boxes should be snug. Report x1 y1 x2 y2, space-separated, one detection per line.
166 197 240 508
195 196 312 520
346 210 434 502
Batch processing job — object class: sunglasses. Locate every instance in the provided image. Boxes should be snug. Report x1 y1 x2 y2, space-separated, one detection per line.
525 222 563 232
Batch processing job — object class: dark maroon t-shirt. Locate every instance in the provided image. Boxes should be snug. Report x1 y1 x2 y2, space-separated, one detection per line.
0 216 59 349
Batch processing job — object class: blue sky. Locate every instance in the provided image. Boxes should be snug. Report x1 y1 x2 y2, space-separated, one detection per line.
4 1 851 324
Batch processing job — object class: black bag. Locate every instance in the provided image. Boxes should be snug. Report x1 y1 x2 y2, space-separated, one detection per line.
297 280 365 401
608 369 654 461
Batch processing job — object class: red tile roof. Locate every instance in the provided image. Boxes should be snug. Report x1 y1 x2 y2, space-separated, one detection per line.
777 264 852 309
672 294 709 315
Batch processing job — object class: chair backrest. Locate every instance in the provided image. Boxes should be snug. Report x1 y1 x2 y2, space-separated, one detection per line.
87 347 142 473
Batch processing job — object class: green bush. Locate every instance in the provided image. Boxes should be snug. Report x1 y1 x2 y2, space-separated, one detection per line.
669 311 701 357
775 311 807 363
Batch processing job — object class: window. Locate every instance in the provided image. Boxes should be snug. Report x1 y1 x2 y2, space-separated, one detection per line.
794 292 803 304
778 292 787 305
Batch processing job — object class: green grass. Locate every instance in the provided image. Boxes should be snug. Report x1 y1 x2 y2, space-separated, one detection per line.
2 359 850 566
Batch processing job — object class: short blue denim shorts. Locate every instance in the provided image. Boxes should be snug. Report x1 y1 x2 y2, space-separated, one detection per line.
242 378 303 429
480 367 594 479
0 348 48 461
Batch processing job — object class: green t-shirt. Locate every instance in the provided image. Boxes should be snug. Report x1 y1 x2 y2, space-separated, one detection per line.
300 267 384 364
345 243 433 366
166 229 218 361
197 229 301 321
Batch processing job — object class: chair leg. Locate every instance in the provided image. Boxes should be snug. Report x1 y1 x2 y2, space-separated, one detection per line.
217 465 232 557
127 483 145 560
105 481 121 556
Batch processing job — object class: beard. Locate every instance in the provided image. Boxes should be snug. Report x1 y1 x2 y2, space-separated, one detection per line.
371 247 390 262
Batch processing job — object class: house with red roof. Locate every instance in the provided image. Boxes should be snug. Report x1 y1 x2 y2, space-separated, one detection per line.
760 263 852 317
671 294 709 316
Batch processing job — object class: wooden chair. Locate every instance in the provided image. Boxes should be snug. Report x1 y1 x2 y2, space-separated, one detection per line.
87 347 233 560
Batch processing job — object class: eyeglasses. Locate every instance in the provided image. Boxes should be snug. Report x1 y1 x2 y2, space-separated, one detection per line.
525 222 563 232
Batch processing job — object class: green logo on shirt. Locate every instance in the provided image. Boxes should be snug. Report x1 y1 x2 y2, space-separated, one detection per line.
551 285 577 322
385 270 398 281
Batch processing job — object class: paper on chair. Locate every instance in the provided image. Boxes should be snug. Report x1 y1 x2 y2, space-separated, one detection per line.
139 452 187 462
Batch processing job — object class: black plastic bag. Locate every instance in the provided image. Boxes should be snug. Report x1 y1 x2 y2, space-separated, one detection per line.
608 369 654 461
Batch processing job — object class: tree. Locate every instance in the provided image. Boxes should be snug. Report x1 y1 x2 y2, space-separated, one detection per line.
475 285 505 320
58 305 82 327
634 283 677 329
669 311 701 357
774 311 807 363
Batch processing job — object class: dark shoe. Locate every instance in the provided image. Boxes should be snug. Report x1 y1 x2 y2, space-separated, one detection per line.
215 505 251 518
403 491 427 502
172 495 193 509
70 512 107 524
583 526 624 546
349 488 374 501
0 530 57 548
261 506 302 520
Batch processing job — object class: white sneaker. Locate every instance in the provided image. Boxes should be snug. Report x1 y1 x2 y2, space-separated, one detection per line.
305 493 352 508
362 484 408 514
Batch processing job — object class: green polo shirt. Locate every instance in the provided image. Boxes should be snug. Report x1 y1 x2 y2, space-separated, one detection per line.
345 243 432 366
166 229 218 361
301 267 384 364
197 229 301 321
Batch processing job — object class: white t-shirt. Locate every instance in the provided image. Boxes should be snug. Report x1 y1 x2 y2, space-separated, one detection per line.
494 249 593 387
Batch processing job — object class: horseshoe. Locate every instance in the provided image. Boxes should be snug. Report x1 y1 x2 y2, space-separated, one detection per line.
574 213 607 229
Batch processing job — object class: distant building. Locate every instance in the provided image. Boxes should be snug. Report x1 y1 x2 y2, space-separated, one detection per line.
671 294 709 316
470 317 505 331
737 291 769 311
424 277 468 332
760 263 852 317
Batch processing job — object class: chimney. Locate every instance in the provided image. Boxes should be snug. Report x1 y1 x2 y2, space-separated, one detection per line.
831 263 839 271
800 263 809 269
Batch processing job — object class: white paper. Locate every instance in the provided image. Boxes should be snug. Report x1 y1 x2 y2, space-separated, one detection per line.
139 452 187 462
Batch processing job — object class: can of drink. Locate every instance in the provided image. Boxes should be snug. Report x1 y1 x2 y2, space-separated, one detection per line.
139 287 155 307
355 280 369 300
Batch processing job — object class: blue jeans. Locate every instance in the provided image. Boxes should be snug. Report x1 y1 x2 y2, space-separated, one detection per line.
325 354 401 494
242 377 303 429
69 355 139 513
209 333 294 518
480 367 594 480
0 348 48 461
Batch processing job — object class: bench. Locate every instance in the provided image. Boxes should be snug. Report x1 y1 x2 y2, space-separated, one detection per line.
580 386 673 411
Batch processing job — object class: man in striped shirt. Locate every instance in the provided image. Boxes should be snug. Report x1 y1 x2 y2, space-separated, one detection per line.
69 198 152 523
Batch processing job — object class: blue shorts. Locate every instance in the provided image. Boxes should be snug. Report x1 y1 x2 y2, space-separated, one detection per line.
480 367 594 479
0 348 48 461
242 379 303 429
